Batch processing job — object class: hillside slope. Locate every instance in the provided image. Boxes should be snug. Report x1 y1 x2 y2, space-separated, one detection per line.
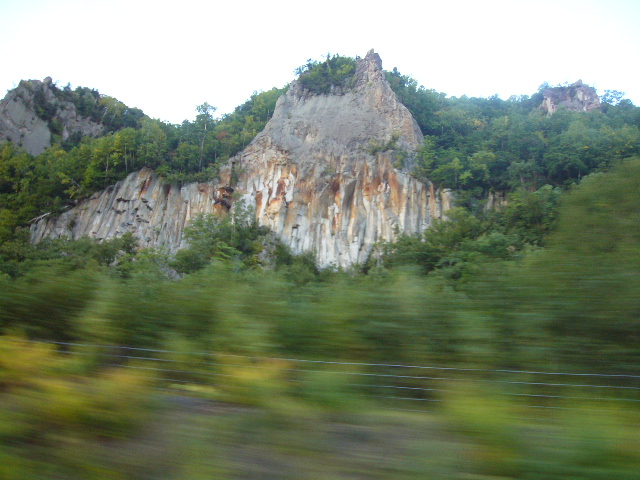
31 50 451 267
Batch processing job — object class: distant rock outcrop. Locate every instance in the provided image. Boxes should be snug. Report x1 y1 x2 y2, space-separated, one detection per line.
540 80 601 115
31 50 451 267
0 77 104 155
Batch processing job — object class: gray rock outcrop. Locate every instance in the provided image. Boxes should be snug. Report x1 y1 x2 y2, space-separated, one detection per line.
0 77 104 155
31 50 451 267
540 80 601 115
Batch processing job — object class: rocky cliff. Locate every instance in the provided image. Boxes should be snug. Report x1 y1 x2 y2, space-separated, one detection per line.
31 50 451 267
0 77 104 155
540 80 601 115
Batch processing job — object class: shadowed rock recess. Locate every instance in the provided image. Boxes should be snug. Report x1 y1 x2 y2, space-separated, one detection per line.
31 50 451 267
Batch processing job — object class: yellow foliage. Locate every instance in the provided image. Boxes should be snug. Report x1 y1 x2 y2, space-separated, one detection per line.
214 354 292 406
0 336 55 389
0 336 154 441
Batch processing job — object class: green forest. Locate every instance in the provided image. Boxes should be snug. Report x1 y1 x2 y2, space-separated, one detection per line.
1 55 640 479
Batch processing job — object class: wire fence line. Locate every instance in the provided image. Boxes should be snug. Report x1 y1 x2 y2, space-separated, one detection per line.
17 339 640 378
5 338 640 414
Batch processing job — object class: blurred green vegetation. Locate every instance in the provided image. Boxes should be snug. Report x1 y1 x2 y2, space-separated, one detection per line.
0 337 155 479
442 383 640 479
1 343 637 480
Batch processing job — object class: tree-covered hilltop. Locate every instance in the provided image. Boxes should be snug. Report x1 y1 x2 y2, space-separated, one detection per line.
6 79 147 151
373 65 639 281
52 83 147 138
385 68 640 193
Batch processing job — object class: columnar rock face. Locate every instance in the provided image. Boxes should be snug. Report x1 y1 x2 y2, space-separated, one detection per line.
217 50 450 266
540 80 601 115
30 168 227 251
31 50 451 267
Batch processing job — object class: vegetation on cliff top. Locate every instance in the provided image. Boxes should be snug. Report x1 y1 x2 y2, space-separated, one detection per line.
294 54 357 95
385 68 640 193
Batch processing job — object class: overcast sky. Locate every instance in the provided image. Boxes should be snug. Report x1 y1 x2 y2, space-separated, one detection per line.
1 0 639 124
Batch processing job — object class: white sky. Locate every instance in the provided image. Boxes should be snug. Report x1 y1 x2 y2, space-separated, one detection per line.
1 0 639 124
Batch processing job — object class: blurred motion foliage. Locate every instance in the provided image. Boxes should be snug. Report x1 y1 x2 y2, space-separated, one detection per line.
0 163 638 477
0 337 154 479
443 382 640 480
509 158 640 371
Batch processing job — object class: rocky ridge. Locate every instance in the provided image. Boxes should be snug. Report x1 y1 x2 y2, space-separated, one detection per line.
0 77 104 155
31 50 451 267
540 80 601 115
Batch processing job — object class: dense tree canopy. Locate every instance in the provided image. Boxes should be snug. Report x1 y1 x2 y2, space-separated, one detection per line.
386 72 640 194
